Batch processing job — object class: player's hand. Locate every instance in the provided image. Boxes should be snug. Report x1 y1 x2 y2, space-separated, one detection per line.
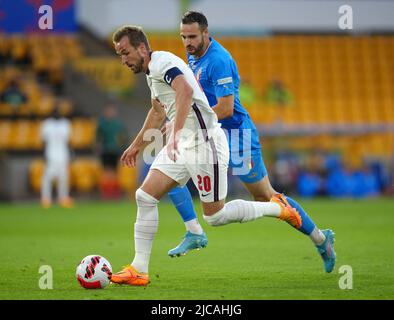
121 144 140 167
166 130 180 162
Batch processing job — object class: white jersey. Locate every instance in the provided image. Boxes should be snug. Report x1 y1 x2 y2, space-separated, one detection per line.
41 118 71 163
146 51 221 148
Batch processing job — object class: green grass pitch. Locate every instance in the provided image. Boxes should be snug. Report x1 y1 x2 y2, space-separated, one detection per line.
0 198 393 300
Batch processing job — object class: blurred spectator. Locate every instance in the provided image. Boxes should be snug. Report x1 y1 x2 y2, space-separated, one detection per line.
325 153 342 173
263 78 293 107
40 105 73 209
271 151 299 194
96 104 128 199
350 168 378 198
239 78 258 109
326 166 350 197
368 160 389 194
298 171 323 198
297 150 326 197
0 79 27 112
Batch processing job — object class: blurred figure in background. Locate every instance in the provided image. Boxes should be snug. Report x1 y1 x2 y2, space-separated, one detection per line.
96 104 128 199
40 104 73 208
263 77 293 107
263 77 293 125
239 78 258 110
0 79 27 114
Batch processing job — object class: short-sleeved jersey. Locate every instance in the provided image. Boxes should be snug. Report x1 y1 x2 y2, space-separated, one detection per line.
187 38 261 154
146 51 221 148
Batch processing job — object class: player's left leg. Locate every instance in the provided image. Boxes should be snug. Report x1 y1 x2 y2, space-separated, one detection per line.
240 151 336 273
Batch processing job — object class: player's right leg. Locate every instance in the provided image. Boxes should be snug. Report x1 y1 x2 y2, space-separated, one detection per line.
110 168 179 286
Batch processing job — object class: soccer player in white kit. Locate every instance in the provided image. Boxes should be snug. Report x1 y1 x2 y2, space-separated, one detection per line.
110 26 300 286
40 107 73 209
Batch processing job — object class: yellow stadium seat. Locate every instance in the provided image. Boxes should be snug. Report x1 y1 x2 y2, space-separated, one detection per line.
70 119 97 149
0 121 12 149
0 103 14 116
30 121 43 150
12 120 31 150
117 164 137 194
71 159 100 192
29 159 45 192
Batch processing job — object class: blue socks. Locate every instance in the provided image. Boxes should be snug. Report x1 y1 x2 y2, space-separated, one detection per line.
285 196 316 235
168 186 197 222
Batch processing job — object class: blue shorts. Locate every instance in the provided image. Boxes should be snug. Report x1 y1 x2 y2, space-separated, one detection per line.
229 149 268 184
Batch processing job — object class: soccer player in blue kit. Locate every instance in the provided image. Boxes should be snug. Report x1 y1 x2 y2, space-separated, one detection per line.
165 11 336 273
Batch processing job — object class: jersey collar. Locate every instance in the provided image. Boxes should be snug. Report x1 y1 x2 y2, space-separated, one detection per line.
146 51 154 75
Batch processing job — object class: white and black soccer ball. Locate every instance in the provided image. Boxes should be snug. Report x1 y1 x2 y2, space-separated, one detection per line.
76 255 112 289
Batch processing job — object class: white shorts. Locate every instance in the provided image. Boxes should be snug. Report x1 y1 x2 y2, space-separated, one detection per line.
150 128 229 203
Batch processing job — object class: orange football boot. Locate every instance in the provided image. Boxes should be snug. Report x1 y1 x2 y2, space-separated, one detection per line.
270 194 302 229
110 265 150 286
41 198 52 209
59 197 74 209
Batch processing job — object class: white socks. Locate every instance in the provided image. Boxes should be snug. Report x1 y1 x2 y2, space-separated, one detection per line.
131 188 159 274
185 218 204 235
309 227 326 246
203 199 281 226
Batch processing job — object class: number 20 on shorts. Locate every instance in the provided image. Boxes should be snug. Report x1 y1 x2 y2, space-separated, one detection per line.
197 175 211 193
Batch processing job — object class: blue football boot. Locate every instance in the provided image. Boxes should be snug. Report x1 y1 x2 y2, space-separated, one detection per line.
168 231 208 257
316 229 336 273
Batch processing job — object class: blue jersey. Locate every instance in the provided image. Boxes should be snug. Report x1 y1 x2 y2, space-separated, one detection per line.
187 37 261 156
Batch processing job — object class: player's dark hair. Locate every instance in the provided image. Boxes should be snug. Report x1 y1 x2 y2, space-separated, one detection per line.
112 25 151 50
181 11 208 30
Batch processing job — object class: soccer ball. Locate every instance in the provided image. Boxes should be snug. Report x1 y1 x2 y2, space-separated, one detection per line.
76 255 112 289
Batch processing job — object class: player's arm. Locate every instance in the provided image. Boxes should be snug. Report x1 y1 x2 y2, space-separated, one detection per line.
171 75 193 137
164 70 193 161
121 102 166 167
209 57 236 120
129 101 166 149
212 94 234 119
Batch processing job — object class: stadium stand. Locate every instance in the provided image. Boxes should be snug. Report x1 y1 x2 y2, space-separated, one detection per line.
1 32 392 199
0 34 138 199
72 57 136 96
147 35 394 170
